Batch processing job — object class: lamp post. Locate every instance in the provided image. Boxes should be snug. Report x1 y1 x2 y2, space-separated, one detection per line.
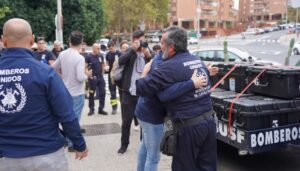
286 0 288 25
56 0 63 46
196 0 201 45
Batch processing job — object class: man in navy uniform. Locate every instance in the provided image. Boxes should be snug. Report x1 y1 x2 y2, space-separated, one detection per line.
85 43 108 116
0 18 88 171
136 26 217 171
105 41 122 114
33 36 56 65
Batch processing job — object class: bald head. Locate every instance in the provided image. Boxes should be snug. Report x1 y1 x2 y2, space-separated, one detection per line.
2 18 34 49
92 43 100 55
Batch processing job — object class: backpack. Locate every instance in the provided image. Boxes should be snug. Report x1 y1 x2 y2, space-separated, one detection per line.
110 59 124 87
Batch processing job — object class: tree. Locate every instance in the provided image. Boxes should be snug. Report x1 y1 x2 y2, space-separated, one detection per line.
0 0 105 45
103 0 169 34
0 6 10 19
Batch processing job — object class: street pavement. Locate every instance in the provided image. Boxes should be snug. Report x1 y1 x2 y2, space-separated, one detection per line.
188 30 300 66
65 80 172 171
64 31 300 171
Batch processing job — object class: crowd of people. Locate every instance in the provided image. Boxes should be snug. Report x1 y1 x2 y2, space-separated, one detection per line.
0 18 219 171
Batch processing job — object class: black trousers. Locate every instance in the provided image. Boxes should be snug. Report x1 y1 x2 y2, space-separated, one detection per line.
88 76 106 112
108 74 118 110
120 91 138 147
172 117 217 171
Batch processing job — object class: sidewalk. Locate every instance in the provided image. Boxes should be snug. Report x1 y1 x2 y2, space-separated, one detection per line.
65 94 172 171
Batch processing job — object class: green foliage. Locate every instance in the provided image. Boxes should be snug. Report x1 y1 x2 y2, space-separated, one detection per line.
284 38 295 66
0 0 105 45
0 6 10 19
223 38 229 62
103 0 168 33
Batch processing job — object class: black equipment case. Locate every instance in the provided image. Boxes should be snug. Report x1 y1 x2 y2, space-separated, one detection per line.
211 63 262 93
211 89 252 121
213 94 300 154
221 96 300 130
247 66 300 99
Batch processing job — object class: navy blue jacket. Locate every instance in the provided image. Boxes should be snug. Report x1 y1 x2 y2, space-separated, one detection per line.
135 52 195 124
136 51 212 120
0 48 86 158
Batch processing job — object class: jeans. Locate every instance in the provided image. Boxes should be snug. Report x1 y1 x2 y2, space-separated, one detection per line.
72 94 84 121
137 119 164 171
0 147 68 171
68 94 84 147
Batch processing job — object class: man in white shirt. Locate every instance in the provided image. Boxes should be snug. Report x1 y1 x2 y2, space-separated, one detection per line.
52 31 92 152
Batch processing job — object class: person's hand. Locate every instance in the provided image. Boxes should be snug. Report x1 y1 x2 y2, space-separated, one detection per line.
191 69 207 89
142 47 151 59
86 70 93 78
75 149 88 160
132 40 141 52
141 59 153 78
206 63 219 76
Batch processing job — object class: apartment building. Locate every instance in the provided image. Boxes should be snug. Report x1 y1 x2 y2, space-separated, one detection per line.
169 0 238 36
169 0 288 36
239 0 286 26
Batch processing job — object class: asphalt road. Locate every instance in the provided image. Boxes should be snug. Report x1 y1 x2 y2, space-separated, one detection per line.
188 30 300 66
217 141 300 171
186 31 300 171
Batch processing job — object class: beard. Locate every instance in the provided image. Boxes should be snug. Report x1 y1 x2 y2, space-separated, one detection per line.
162 47 170 60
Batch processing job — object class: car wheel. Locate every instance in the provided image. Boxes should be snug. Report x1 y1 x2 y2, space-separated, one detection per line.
294 48 300 55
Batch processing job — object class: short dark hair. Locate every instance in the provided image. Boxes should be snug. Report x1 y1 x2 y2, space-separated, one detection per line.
163 26 187 53
69 31 83 46
132 30 144 40
152 44 161 51
107 40 115 48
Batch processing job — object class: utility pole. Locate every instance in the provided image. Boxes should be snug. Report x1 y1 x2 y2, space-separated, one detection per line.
56 0 63 47
196 0 201 45
297 7 299 24
286 0 288 25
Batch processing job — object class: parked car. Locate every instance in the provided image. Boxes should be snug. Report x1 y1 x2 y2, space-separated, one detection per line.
242 28 257 35
262 27 273 33
147 36 160 43
190 47 282 65
293 41 300 55
242 28 264 35
188 37 198 45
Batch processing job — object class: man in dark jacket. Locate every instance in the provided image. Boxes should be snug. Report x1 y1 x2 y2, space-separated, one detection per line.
0 18 88 171
117 30 152 154
136 26 217 171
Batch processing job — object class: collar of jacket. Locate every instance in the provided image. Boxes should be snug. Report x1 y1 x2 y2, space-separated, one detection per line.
1 48 34 59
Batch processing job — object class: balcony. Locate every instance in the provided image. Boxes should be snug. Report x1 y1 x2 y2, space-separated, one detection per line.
201 14 218 21
201 3 218 11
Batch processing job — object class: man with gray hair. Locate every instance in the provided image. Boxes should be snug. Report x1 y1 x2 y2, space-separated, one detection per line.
136 26 217 171
51 40 63 58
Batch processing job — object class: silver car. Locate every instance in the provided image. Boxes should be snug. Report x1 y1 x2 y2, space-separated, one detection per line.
190 47 282 66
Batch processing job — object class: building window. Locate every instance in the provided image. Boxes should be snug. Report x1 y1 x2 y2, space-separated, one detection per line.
209 21 216 28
